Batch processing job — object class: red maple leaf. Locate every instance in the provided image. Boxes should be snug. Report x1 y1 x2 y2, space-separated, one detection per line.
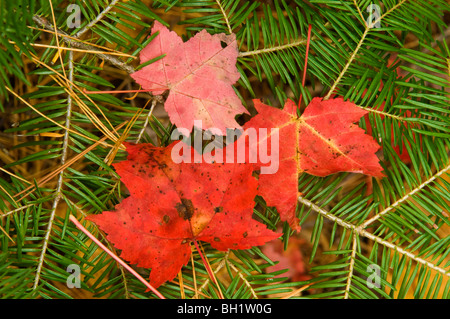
87 141 280 288
131 21 248 135
261 229 312 282
242 97 384 231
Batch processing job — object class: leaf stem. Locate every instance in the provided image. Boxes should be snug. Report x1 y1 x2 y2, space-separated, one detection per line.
69 215 165 299
193 240 224 299
299 24 312 108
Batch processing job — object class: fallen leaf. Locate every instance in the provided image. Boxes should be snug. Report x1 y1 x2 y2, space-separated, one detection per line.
261 230 312 282
87 141 280 288
243 97 384 231
131 21 248 135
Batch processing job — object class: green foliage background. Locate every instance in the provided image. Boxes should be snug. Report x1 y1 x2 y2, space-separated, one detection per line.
1 0 450 299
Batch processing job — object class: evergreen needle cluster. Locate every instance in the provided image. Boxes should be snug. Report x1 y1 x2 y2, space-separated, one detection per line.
0 0 450 299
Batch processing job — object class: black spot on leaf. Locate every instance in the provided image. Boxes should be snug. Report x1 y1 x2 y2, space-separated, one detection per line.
176 198 195 220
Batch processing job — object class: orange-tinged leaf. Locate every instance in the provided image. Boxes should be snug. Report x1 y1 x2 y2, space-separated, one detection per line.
87 141 280 288
243 97 384 231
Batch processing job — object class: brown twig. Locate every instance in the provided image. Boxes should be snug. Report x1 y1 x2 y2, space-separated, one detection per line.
32 15 135 74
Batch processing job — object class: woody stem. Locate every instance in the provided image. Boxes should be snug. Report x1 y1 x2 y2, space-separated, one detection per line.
69 215 165 299
193 239 224 299
298 24 312 109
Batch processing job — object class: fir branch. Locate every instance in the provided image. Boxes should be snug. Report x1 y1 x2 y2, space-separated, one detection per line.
74 0 122 38
215 0 232 34
69 215 165 299
344 233 358 299
353 0 367 27
9 41 135 57
65 197 133 299
297 196 450 278
2 0 448 299
33 51 74 290
360 162 450 228
238 39 309 57
32 15 135 74
324 0 409 100
136 99 157 143
0 204 35 218
225 255 259 299
48 0 68 82
379 0 409 25
197 251 228 295
324 27 369 100
356 104 405 122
